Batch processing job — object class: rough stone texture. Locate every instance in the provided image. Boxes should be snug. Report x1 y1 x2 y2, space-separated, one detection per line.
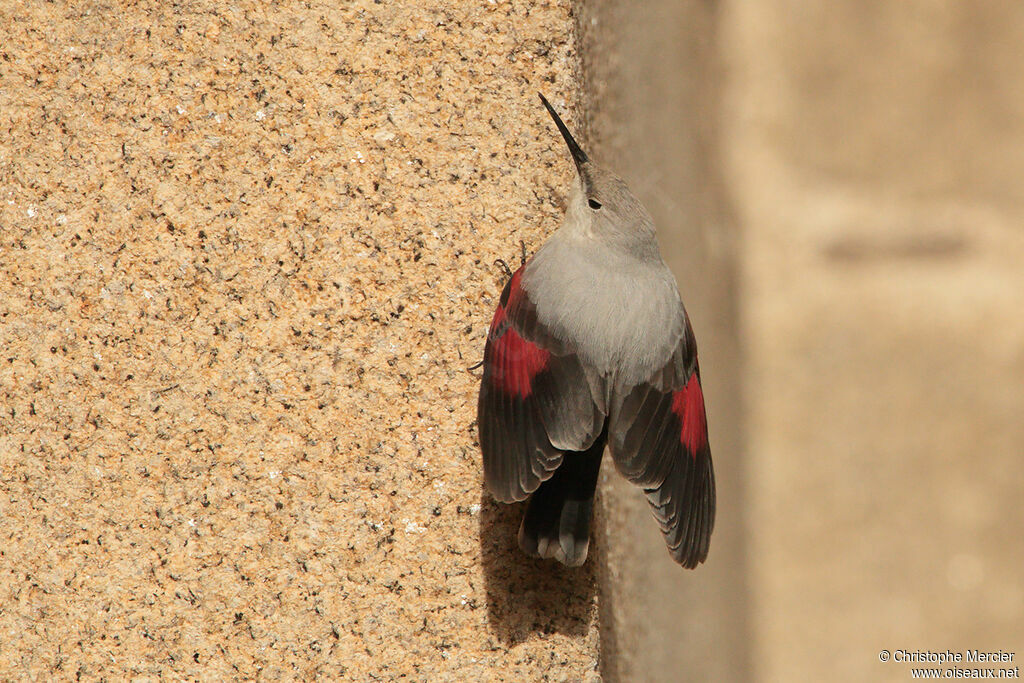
723 1 1024 680
0 1 601 679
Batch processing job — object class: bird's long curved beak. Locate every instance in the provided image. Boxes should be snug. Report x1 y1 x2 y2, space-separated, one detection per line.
538 93 589 177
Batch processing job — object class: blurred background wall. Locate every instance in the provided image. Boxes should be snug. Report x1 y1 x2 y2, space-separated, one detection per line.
589 0 1024 680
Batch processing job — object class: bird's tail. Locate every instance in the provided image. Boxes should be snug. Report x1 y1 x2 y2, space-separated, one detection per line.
518 428 606 567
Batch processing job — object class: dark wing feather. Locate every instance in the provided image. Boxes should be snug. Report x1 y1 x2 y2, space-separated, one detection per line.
478 266 604 503
609 311 716 568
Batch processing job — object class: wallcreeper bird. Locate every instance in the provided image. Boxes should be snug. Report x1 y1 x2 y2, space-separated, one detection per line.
477 94 715 568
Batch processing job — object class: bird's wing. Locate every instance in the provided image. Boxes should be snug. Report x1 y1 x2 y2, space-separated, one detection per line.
608 310 715 568
478 265 606 503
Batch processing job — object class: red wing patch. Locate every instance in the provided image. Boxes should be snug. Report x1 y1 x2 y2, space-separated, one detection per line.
485 268 550 398
488 308 550 397
478 262 605 504
606 320 715 567
671 372 708 455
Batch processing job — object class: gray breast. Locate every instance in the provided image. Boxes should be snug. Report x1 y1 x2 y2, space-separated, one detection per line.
523 233 684 386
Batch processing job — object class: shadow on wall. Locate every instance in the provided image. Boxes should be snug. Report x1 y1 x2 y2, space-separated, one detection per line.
478 490 597 645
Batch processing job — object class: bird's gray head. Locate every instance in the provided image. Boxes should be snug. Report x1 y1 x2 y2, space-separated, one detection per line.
539 94 656 252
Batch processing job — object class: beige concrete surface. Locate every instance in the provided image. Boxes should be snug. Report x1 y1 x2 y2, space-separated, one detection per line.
0 1 602 679
722 1 1024 680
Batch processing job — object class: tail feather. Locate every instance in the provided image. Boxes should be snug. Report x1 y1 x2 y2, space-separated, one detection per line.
518 426 606 567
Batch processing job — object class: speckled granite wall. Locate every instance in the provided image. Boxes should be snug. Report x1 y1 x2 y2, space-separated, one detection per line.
0 1 600 679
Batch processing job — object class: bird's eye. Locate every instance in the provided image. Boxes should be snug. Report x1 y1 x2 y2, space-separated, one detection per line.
588 198 602 210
